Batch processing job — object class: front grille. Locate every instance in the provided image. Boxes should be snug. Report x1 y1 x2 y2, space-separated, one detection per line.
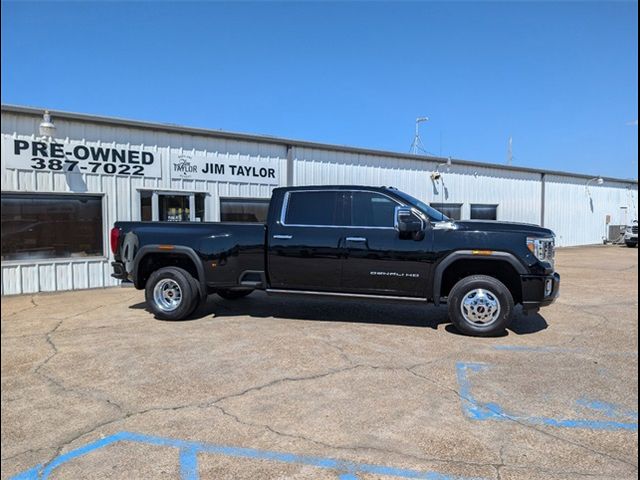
633 226 638 234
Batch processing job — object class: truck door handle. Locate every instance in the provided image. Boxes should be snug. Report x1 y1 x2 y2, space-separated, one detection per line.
345 237 367 242
273 234 293 240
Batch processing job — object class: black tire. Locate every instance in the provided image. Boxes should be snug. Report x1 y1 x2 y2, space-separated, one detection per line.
217 289 253 300
626 242 637 248
185 274 202 317
448 275 514 337
145 267 198 320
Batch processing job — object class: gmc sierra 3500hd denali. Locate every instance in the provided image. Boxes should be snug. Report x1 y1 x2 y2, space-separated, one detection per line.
111 186 560 336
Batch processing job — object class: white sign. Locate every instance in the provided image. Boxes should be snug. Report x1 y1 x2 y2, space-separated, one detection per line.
170 151 279 185
3 136 162 177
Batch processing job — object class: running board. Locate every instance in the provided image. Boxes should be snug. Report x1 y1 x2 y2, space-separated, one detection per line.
266 289 427 302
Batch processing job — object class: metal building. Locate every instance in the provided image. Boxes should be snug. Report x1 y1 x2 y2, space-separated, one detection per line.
1 104 638 295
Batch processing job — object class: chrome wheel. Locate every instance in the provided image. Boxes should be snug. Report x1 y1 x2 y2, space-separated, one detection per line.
460 288 501 325
153 279 183 312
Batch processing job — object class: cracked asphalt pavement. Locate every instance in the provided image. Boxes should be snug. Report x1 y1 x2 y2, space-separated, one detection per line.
1 245 638 479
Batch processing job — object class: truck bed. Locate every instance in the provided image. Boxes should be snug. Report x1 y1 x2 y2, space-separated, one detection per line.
114 221 267 288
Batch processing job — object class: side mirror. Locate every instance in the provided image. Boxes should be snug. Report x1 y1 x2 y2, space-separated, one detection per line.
394 206 424 237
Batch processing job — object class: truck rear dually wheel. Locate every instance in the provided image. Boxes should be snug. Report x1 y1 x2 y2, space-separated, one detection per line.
448 275 514 336
146 267 200 320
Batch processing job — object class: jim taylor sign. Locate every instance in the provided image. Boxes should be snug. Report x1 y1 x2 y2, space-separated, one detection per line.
3 135 162 177
170 151 279 185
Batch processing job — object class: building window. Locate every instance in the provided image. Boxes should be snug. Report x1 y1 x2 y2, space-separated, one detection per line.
195 194 206 222
1 193 104 261
159 194 191 222
430 203 463 221
139 191 207 222
470 204 498 220
141 191 153 221
220 198 269 223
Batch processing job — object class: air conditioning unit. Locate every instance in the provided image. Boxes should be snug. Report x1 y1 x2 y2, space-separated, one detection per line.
607 225 626 242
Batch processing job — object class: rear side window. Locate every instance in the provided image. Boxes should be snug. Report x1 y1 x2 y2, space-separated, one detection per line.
350 192 398 227
284 191 346 226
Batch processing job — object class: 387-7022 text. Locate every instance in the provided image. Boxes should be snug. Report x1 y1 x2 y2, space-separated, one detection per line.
30 157 146 175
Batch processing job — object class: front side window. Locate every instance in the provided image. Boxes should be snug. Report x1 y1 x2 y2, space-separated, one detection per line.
471 204 498 220
430 203 463 221
221 198 269 223
391 190 450 222
284 191 346 226
1 194 103 261
350 191 398 227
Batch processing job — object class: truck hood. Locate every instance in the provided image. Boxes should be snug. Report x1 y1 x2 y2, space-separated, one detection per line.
453 220 554 237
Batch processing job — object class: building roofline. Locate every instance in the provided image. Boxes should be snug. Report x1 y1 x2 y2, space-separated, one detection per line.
2 103 637 185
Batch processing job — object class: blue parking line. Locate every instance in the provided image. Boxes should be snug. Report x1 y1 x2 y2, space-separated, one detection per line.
456 361 638 432
10 431 483 480
576 398 639 421
8 466 41 480
179 447 199 480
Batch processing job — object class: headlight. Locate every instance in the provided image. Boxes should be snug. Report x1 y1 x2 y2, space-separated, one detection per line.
626 226 633 233
527 237 555 265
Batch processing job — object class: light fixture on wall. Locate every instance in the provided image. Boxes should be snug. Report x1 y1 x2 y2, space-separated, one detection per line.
431 157 452 182
39 110 56 138
585 176 604 196
436 156 452 172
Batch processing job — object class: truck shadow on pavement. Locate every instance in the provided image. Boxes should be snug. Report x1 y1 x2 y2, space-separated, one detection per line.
130 292 548 335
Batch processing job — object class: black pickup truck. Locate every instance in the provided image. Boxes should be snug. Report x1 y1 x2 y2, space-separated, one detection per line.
111 186 559 336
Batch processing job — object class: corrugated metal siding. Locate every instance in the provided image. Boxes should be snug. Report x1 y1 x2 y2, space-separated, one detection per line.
292 147 542 224
544 175 638 247
1 112 288 295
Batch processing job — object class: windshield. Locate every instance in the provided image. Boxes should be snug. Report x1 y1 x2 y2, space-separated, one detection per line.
391 190 451 222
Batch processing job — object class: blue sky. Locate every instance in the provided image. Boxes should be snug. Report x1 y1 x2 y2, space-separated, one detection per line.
2 1 638 179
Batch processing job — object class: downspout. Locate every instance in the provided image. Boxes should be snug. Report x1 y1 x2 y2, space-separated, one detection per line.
540 173 546 227
286 145 294 187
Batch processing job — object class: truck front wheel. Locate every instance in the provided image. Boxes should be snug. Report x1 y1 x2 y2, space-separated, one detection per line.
448 275 514 337
145 267 200 320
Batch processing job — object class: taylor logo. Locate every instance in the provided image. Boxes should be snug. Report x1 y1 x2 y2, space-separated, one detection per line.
173 155 198 178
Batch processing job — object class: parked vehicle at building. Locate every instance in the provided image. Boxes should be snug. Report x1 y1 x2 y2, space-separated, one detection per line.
111 186 560 336
624 220 638 248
